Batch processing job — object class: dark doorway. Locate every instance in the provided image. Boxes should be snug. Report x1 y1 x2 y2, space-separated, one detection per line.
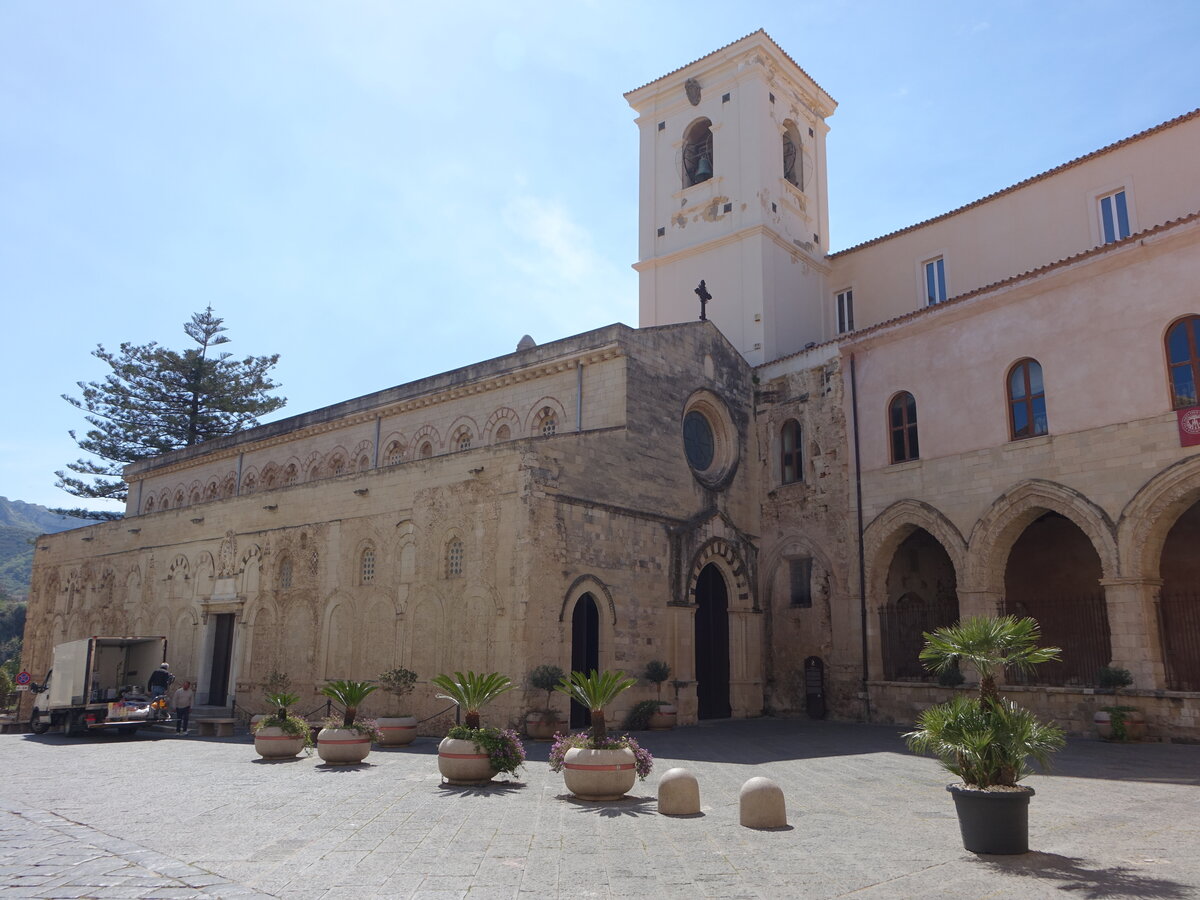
695 563 731 719
880 527 959 680
207 613 235 706
570 593 599 728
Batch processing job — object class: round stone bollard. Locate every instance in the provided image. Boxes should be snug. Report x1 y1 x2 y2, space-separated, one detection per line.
739 776 787 828
658 767 701 816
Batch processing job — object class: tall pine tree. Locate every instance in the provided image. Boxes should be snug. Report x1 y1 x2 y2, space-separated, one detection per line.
57 308 286 503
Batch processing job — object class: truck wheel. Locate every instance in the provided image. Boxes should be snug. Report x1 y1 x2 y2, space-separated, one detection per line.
30 711 49 735
63 712 82 737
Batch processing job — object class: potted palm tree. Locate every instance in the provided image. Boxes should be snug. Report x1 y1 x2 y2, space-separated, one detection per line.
376 666 419 746
525 664 565 740
432 671 524 785
252 692 312 759
548 669 654 801
643 660 676 730
905 616 1066 854
317 679 381 765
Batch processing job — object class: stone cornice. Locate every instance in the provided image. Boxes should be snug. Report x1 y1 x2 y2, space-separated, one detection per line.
633 224 831 276
128 344 625 482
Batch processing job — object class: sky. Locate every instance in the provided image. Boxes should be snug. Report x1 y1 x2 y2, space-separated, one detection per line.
3 1 1199 513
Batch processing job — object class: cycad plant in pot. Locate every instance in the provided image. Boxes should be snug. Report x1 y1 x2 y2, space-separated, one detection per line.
643 660 676 729
905 616 1065 854
549 669 654 801
525 664 566 740
317 679 381 765
376 666 419 746
252 692 312 759
432 671 525 785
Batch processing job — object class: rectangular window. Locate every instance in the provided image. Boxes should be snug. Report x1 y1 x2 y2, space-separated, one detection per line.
1099 189 1131 243
836 289 854 334
789 558 813 608
924 257 947 306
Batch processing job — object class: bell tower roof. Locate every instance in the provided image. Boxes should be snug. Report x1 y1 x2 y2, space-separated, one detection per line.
624 29 836 117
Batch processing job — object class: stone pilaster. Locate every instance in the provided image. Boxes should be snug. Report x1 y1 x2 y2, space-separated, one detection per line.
1100 577 1167 689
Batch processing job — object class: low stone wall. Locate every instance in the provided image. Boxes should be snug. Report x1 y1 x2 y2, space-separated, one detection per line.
867 681 1200 743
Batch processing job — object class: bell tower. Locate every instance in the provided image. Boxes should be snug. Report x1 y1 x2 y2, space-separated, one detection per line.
625 31 837 365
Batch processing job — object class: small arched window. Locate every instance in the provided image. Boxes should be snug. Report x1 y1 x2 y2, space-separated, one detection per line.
455 430 472 451
1166 315 1200 409
889 392 919 463
682 118 714 188
782 121 802 189
242 473 257 494
174 489 185 507
284 464 298 486
144 497 155 514
386 442 405 466
360 548 376 585
780 419 802 484
445 539 464 578
189 489 201 505
205 481 218 500
1008 359 1048 439
495 424 511 442
278 556 293 590
330 456 346 477
536 407 558 436
357 455 370 472
420 441 433 459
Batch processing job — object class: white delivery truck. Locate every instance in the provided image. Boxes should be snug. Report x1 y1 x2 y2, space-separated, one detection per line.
29 636 174 736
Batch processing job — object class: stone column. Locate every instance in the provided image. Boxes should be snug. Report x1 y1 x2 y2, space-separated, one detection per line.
1099 577 1167 689
668 603 698 724
728 608 764 717
956 589 1004 620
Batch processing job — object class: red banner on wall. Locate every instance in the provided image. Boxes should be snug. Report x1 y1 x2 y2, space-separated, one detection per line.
1178 406 1200 447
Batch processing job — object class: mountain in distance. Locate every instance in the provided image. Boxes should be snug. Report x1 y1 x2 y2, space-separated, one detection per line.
0 498 92 598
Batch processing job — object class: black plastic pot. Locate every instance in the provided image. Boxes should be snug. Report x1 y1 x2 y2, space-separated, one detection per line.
946 784 1034 854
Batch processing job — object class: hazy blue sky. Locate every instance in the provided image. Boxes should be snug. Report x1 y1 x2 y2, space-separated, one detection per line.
3 1 1199 512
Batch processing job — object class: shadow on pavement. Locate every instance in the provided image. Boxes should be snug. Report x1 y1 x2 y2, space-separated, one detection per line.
982 851 1195 898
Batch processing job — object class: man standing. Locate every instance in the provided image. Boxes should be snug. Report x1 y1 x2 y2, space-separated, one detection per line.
148 662 173 698
172 681 194 735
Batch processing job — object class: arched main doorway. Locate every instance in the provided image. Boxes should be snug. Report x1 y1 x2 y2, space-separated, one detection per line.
570 593 599 728
694 563 730 719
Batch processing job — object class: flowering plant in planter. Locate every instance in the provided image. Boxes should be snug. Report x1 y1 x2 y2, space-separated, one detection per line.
551 669 652 799
254 692 313 745
548 731 653 780
446 724 526 777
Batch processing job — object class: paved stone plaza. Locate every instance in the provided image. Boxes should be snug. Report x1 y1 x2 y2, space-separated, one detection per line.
1 718 1198 898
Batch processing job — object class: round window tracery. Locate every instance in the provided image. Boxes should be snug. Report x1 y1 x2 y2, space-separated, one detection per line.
681 390 738 490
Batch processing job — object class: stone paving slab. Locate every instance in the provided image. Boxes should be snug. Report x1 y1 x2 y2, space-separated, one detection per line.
1 719 1198 898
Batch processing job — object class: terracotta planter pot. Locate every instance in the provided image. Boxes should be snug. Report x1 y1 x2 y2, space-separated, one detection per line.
377 716 418 746
316 727 372 765
562 746 637 800
1094 709 1147 741
437 736 498 785
525 711 562 741
947 784 1034 854
253 725 306 759
649 704 677 730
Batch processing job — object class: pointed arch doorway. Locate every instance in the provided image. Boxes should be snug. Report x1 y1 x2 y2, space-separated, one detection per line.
694 563 731 719
570 593 599 728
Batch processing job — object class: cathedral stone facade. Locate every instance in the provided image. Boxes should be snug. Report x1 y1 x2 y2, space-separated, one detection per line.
25 32 1200 738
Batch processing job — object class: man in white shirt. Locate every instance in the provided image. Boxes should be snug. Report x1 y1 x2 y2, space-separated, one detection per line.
172 681 195 734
